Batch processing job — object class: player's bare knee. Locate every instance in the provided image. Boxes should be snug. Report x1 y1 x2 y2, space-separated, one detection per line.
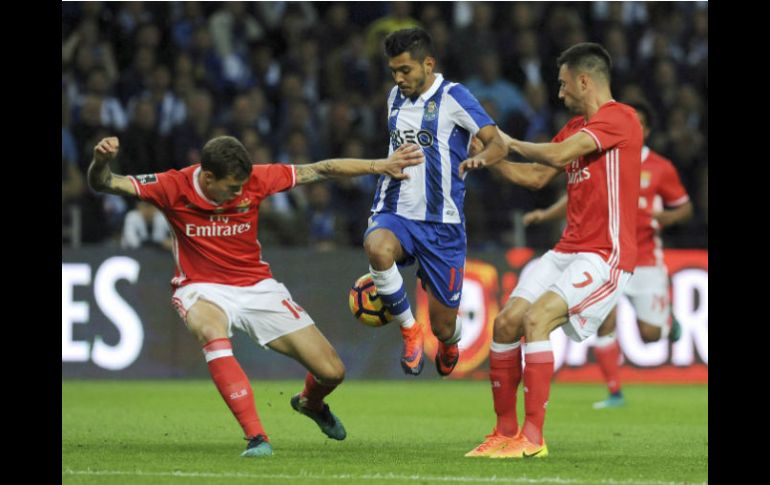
493 311 523 343
522 310 544 334
317 360 345 385
364 242 396 269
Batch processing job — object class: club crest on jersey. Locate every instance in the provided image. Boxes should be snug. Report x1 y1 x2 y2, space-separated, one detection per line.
235 198 251 213
641 171 651 189
135 174 157 185
423 100 438 121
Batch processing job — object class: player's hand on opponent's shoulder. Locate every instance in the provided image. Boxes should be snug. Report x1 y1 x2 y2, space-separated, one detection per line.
381 143 425 180
93 137 120 164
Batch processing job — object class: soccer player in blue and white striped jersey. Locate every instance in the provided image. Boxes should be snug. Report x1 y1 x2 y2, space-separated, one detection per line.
363 28 507 377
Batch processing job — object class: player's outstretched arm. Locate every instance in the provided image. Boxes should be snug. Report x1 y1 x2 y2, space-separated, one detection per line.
654 201 693 227
295 143 425 185
87 137 138 197
461 135 560 189
497 127 598 169
523 194 568 226
512 131 598 168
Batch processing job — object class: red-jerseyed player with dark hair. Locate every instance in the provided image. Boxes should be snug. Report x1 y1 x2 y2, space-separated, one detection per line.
522 99 693 410
461 42 643 458
88 135 424 457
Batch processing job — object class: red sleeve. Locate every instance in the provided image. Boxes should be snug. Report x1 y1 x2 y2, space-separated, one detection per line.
129 172 175 209
581 106 635 152
253 164 296 196
551 123 574 144
658 160 690 207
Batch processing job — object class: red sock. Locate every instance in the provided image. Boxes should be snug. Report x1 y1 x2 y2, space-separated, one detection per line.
489 346 522 437
522 343 554 445
594 339 622 394
203 339 266 439
300 372 338 411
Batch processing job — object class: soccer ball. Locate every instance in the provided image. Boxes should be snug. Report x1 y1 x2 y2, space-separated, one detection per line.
349 273 393 327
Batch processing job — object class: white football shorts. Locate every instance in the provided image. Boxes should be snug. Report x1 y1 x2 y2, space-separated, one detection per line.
623 265 670 328
511 250 631 342
171 278 314 347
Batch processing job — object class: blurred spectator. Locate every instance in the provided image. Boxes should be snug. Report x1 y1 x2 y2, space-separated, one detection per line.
79 67 128 132
256 2 318 32
121 98 171 175
451 3 497 79
503 30 552 92
129 64 186 136
333 31 374 99
318 3 354 54
603 26 635 89
171 89 214 168
62 18 119 85
278 100 322 160
305 182 348 251
209 2 264 72
465 52 528 122
171 2 207 52
116 46 156 104
365 2 421 59
331 137 378 246
247 42 283 103
121 201 172 250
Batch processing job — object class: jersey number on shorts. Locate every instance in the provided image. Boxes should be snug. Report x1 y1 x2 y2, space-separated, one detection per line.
449 267 464 291
281 299 305 319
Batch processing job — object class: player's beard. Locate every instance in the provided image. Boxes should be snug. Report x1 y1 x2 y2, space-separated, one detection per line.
402 69 426 97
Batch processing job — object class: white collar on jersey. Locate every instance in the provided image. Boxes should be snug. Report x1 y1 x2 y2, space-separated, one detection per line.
192 166 221 206
641 146 650 163
401 73 445 104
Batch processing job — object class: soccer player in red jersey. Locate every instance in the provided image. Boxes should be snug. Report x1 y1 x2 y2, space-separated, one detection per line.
461 43 643 458
88 135 424 457
522 99 693 410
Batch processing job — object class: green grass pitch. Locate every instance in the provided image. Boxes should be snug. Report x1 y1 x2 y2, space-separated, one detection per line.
62 380 707 484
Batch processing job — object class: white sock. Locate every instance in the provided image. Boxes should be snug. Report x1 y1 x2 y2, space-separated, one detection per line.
490 340 521 353
369 263 415 328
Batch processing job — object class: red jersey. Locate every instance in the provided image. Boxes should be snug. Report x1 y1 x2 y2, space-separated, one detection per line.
636 147 690 267
553 101 643 272
129 163 296 288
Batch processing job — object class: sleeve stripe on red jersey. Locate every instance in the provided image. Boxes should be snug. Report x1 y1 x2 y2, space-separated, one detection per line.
290 165 297 189
666 194 690 207
580 128 603 152
128 175 142 196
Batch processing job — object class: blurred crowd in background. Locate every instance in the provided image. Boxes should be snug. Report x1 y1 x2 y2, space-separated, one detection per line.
62 1 707 252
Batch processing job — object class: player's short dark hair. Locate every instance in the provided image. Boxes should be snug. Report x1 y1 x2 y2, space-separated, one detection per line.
626 99 657 131
201 136 252 180
384 28 434 61
557 42 612 83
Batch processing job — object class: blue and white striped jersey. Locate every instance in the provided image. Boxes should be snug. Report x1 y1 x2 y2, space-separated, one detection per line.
371 74 495 224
